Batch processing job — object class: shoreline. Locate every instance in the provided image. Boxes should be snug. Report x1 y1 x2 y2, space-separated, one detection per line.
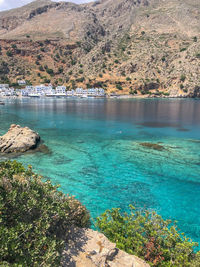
0 94 198 100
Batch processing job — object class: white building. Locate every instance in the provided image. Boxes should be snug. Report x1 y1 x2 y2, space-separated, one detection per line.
21 89 29 97
0 87 16 96
25 86 34 91
87 88 99 96
32 84 53 96
55 86 66 96
0 84 105 98
66 90 75 96
0 84 9 89
98 88 105 96
18 80 26 86
75 88 84 96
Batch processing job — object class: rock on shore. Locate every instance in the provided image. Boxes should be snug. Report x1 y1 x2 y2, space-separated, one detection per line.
62 227 149 267
0 124 40 153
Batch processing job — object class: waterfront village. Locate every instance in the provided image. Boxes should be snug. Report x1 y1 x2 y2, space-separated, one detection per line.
0 80 105 98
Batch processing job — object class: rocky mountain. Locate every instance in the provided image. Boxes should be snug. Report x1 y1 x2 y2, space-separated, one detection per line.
0 0 199 97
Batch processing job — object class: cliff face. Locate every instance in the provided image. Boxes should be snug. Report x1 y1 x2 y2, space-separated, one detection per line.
0 0 200 97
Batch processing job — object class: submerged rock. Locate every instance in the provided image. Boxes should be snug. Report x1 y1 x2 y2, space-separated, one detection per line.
140 142 165 151
176 128 190 132
0 124 40 153
62 227 149 267
34 144 51 155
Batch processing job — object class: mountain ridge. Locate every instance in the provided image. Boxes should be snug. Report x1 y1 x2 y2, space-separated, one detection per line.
0 0 199 97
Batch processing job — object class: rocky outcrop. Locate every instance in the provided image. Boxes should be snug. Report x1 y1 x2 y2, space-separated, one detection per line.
0 124 40 153
62 227 149 267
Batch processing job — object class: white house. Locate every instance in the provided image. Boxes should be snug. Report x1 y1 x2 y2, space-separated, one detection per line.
18 80 26 86
75 88 84 96
88 88 97 96
0 84 9 89
21 89 29 97
55 86 66 96
98 88 105 96
66 90 75 96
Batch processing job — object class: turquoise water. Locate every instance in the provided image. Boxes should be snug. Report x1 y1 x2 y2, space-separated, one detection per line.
0 98 200 245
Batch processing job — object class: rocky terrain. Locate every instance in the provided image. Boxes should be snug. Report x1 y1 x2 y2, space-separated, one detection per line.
0 124 40 153
0 0 200 97
62 227 149 267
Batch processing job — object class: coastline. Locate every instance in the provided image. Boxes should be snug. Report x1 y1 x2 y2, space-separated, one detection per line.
0 94 197 100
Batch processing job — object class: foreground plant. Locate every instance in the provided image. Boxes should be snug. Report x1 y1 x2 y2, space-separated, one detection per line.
96 205 200 266
0 161 90 266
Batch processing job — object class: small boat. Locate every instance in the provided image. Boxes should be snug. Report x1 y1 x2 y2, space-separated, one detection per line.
81 95 88 98
28 94 40 98
0 101 5 105
46 94 57 97
55 94 67 98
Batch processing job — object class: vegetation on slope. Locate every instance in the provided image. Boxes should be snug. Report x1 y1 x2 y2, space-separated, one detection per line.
0 0 200 96
97 206 200 266
0 161 90 266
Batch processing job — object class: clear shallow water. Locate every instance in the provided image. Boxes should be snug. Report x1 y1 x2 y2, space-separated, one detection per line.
0 98 200 244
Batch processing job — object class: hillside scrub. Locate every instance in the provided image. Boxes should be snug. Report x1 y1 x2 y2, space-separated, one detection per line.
0 161 90 266
96 205 200 267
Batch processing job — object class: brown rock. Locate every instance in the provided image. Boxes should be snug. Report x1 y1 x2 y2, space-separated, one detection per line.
62 227 149 267
140 142 165 151
0 124 40 153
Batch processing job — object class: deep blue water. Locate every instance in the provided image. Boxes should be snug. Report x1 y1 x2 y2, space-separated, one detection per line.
0 98 200 245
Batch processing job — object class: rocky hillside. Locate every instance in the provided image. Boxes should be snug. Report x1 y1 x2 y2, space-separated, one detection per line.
0 0 200 97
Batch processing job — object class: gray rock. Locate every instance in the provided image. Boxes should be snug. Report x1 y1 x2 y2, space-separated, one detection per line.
0 124 40 153
62 227 149 267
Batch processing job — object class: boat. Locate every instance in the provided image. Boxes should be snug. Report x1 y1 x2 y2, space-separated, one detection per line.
0 101 5 105
55 94 67 98
81 95 88 98
28 94 40 98
45 93 57 97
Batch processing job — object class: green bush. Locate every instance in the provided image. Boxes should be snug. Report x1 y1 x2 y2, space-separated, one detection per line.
0 161 90 266
37 55 41 61
163 92 170 96
11 44 17 49
96 205 200 267
116 84 123 90
46 68 54 76
193 36 197 42
76 77 85 83
180 74 186 82
39 66 44 71
58 67 63 74
44 78 51 83
6 51 13 57
180 47 187 52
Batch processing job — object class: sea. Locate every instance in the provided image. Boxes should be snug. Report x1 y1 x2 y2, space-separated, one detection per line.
0 98 200 246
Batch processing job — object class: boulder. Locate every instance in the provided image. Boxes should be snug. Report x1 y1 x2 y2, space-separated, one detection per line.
62 227 149 267
0 124 40 153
